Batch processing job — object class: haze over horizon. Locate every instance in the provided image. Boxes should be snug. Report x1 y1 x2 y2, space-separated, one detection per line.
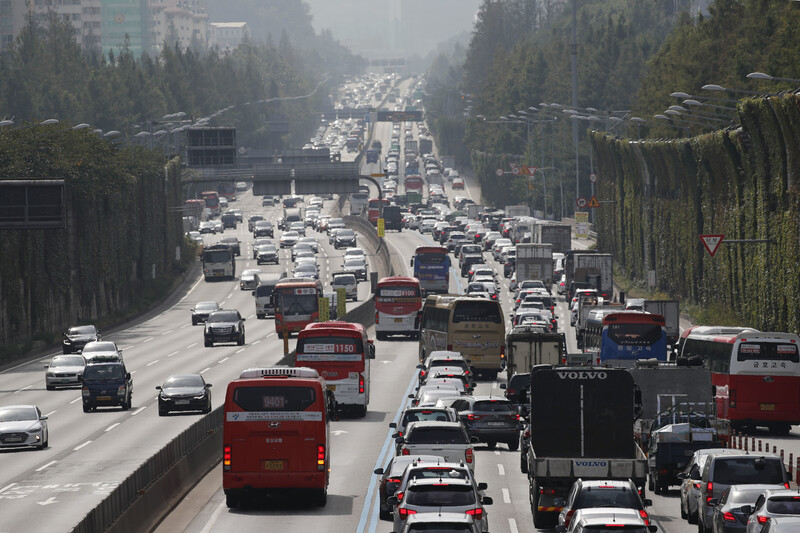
303 0 482 59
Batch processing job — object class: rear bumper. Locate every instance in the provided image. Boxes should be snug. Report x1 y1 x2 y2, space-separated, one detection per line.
224 471 327 490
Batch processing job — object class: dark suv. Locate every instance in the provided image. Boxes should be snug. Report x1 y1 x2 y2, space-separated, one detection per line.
451 396 521 450
80 361 133 412
204 309 246 346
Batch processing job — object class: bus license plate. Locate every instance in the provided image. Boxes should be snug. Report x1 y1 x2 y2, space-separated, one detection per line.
394 318 403 323
263 460 285 471
761 403 775 411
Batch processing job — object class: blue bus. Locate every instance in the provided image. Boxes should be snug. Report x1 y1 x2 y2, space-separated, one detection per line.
410 246 450 294
583 311 667 367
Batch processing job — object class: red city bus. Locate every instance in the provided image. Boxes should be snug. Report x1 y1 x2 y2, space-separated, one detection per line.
223 366 334 508
200 190 220 217
374 276 423 340
367 197 391 226
296 322 375 417
679 326 800 434
274 278 323 336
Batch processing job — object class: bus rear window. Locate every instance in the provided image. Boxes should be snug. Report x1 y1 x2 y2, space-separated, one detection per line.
233 386 316 411
737 342 800 363
606 323 663 345
416 253 447 264
452 301 502 324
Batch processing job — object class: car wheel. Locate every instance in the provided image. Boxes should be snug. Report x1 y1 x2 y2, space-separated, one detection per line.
237 334 245 346
681 499 688 519
46 384 55 391
205 338 213 347
225 493 239 509
507 440 519 451
688 508 698 524
83 404 91 413
159 406 167 416
379 507 391 521
520 450 528 473
121 399 130 411
358 405 367 418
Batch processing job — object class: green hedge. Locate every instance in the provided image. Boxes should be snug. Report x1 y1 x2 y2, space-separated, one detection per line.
0 126 189 356
593 94 800 331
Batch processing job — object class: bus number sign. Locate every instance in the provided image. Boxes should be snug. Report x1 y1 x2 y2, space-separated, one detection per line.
294 288 316 295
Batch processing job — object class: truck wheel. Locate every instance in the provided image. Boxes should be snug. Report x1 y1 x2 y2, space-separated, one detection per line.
507 440 519 451
520 451 528 473
648 474 654 492
653 473 661 495
314 487 327 507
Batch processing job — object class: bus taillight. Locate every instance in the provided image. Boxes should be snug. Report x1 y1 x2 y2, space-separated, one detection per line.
317 445 325 469
729 389 737 408
359 374 365 394
500 345 505 360
223 445 232 470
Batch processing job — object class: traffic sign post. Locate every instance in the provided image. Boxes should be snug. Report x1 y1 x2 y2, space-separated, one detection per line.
587 195 600 208
576 197 587 209
699 234 725 257
589 172 597 183
496 168 504 177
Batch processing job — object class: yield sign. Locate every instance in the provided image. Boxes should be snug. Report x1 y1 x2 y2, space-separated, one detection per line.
587 195 600 208
700 234 725 256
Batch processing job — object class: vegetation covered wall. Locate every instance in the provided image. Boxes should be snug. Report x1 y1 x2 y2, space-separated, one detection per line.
0 127 189 353
593 94 800 332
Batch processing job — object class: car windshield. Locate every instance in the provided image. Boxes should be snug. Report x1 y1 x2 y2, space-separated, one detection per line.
295 263 315 272
163 375 204 388
345 259 364 268
403 410 451 425
51 356 85 367
82 342 117 353
84 364 125 381
407 428 468 445
68 326 96 335
337 230 355 237
405 485 476 506
258 245 277 252
207 312 240 323
409 468 469 482
333 274 356 285
283 232 299 238
766 497 800 514
0 407 37 422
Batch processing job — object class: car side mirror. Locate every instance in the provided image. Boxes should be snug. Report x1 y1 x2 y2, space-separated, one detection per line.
554 498 566 507
470 436 479 443
206 383 212 388
481 496 493 505
242 317 246 321
416 364 425 370
691 471 702 481
708 498 718 507
389 422 397 428
740 504 753 515
251 291 255 296
373 467 384 475
62 332 68 337
409 258 413 267
43 364 50 369
408 394 415 399
387 496 398 506
391 432 400 439
643 498 652 507
677 472 687 480
155 386 162 390
477 482 488 491
77 376 83 383
125 372 131 380
499 383 507 389
394 437 404 444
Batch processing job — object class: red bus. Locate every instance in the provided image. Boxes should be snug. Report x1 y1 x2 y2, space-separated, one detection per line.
296 322 375 417
274 278 323 336
404 175 424 205
679 326 800 434
367 197 391 226
200 191 220 217
374 276 423 340
223 366 334 508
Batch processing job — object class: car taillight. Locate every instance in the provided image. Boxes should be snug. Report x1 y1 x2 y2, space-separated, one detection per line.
564 509 575 527
375 311 379 324
401 447 409 455
756 515 769 525
317 445 325 469
638 509 650 526
467 414 481 420
506 388 517 397
500 345 505 360
523 428 530 438
359 374 365 394
466 448 473 463
465 508 484 520
706 482 713 503
785 482 791 489
398 507 416 518
492 294 497 299
223 445 232 470
729 389 737 408
508 413 520 421
396 491 404 502
722 512 736 522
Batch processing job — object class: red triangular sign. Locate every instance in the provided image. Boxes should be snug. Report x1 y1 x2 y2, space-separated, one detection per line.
587 195 600 208
700 234 725 256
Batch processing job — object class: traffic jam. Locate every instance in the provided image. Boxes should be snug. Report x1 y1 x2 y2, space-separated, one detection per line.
9 74 800 533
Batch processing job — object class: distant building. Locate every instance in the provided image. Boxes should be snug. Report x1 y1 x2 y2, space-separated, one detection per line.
208 22 247 53
150 0 207 53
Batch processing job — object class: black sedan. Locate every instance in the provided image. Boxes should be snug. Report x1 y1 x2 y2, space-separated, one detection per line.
62 324 101 354
156 374 212 415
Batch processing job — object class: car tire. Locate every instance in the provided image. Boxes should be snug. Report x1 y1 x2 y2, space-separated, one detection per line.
379 507 391 521
83 404 91 413
520 450 528 473
681 500 688 519
205 338 213 347
688 508 698 524
237 334 245 346
507 440 519 451
313 487 327 507
203 401 212 414
159 406 167 416
46 384 55 391
121 399 130 411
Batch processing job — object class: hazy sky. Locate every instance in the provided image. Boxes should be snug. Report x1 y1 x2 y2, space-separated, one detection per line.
303 0 483 58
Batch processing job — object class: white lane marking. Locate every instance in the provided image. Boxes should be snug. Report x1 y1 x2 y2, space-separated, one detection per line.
36 460 57 472
508 518 518 533
167 351 179 357
161 330 173 335
131 370 137 375
146 360 160 367
494 450 501 456
44 410 57 417
15 385 32 393
74 441 92 451
200 367 211 374
502 488 511 504
105 423 120 432
197 500 227 533
247 314 255 319
70 396 81 404
235 348 245 354
186 343 198 349
497 464 505 476
252 340 261 345
0 483 17 494
179 275 205 302
131 407 146 416
227 293 233 299
142 337 153 343
218 357 229 364
180 323 189 329
266 333 276 338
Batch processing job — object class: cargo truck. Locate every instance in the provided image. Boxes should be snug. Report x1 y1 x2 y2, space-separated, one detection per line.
515 243 554 285
404 139 418 155
643 300 680 346
504 327 566 377
534 223 572 254
466 204 483 220
419 136 433 154
572 252 613 300
525 367 647 529
505 205 531 218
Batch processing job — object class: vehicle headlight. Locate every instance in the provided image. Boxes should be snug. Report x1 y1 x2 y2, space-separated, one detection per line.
194 394 206 400
64 339 72 344
27 424 42 434
82 387 90 397
117 385 127 396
